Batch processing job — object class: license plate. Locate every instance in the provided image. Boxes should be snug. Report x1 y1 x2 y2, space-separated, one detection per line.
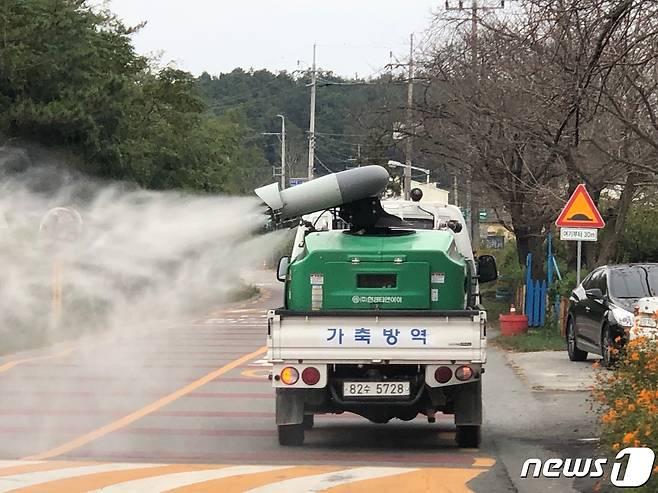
343 381 410 397
638 317 657 328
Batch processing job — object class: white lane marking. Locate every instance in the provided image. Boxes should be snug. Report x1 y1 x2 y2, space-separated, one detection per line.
0 463 157 492
91 465 291 493
243 467 416 493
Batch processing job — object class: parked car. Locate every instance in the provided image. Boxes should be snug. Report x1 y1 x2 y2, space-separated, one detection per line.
566 263 658 368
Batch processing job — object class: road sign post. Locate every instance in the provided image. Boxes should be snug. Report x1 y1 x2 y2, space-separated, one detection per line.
555 184 605 286
38 207 83 330
576 240 582 285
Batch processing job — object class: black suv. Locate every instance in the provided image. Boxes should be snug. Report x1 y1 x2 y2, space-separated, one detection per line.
566 263 658 368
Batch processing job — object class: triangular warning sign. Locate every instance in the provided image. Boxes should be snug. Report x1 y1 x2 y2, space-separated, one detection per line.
556 184 605 228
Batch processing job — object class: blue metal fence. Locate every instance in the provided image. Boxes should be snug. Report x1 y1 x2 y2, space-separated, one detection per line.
524 233 563 327
524 253 547 327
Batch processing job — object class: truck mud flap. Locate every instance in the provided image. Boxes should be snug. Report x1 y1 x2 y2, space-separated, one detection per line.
454 380 482 425
276 388 305 425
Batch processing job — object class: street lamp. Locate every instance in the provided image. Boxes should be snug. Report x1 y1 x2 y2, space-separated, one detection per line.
387 160 431 188
276 115 286 189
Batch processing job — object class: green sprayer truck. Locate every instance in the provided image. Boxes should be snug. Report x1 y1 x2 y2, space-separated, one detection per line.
255 165 497 447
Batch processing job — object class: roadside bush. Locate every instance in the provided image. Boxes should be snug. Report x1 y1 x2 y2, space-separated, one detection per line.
594 336 658 491
493 240 524 287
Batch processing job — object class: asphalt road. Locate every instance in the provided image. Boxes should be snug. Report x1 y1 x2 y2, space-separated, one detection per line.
0 272 599 493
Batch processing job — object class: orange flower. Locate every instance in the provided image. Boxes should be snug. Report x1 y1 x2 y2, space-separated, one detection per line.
630 352 640 361
612 443 620 451
623 432 637 444
638 389 654 406
601 410 618 424
628 404 636 412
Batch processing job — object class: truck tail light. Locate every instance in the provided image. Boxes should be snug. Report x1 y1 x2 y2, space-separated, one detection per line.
280 367 299 385
435 366 452 383
455 365 473 381
302 367 321 385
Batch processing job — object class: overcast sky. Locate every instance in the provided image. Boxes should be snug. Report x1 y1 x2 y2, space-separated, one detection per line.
107 1 441 78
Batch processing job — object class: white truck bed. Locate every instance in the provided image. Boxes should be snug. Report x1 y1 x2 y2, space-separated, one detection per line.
268 309 486 364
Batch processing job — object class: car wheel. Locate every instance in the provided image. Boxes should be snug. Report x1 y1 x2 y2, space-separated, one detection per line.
456 425 481 448
278 424 305 446
567 317 588 361
601 326 618 369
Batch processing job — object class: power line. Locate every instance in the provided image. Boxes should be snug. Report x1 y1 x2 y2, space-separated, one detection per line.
315 134 388 148
314 154 338 175
316 131 371 138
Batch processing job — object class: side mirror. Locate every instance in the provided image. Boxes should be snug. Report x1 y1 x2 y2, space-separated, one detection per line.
277 256 291 282
447 220 463 233
585 288 604 300
477 254 498 284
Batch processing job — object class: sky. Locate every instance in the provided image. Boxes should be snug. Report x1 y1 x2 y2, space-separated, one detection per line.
107 1 442 78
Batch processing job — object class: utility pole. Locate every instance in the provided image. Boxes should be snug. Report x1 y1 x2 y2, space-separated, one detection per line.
404 33 414 201
469 1 480 249
307 44 317 181
277 114 286 189
446 0 506 250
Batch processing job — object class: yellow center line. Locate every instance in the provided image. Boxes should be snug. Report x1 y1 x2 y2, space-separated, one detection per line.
0 348 74 375
23 346 267 461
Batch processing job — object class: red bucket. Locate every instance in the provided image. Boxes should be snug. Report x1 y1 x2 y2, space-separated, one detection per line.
499 313 529 336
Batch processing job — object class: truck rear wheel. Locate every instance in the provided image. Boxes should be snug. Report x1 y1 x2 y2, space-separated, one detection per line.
278 424 305 446
456 425 481 448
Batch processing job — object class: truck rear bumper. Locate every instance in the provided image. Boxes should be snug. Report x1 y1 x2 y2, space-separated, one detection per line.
275 380 482 426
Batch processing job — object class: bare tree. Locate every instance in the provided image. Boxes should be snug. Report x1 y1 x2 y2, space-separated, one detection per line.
416 0 658 275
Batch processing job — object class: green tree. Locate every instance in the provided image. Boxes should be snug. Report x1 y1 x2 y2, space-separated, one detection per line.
0 0 267 193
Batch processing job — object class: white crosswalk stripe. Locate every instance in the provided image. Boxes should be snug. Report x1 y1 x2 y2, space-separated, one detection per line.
243 466 416 493
89 465 292 493
0 462 157 492
0 462 41 471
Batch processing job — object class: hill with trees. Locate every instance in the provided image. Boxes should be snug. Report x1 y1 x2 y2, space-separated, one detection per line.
196 69 406 182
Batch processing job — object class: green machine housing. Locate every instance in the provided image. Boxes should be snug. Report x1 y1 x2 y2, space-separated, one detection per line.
286 230 468 311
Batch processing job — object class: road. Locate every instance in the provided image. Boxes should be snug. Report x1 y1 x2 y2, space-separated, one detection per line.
0 272 598 493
